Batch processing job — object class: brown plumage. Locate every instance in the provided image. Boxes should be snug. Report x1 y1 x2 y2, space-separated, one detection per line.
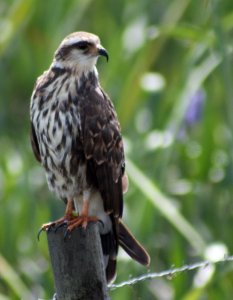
30 31 150 283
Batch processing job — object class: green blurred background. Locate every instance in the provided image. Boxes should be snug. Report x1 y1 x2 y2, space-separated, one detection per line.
1 0 233 299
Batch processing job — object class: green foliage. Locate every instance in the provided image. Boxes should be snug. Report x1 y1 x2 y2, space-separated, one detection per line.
1 0 233 299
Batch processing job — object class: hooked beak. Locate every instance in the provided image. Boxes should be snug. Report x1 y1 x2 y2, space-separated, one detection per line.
98 47 109 62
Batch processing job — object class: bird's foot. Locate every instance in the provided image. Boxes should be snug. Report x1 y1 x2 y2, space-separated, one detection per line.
37 214 75 240
64 215 98 238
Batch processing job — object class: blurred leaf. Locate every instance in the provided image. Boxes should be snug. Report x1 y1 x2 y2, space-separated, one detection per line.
0 254 33 299
0 0 33 56
126 158 206 254
182 287 204 300
166 51 221 132
222 11 233 31
0 294 10 300
117 0 192 128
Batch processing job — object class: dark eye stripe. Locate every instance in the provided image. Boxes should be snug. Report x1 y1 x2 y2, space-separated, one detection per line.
73 41 92 50
55 41 93 60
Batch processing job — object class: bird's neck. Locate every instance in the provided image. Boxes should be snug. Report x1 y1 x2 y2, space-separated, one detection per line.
49 60 100 94
51 60 98 78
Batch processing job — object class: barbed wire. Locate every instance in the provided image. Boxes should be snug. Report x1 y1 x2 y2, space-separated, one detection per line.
109 255 233 291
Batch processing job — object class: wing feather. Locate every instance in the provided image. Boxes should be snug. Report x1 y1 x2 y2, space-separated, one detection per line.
30 122 41 163
81 87 124 218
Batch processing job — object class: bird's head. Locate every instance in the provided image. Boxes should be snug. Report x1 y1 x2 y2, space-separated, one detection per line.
53 32 108 73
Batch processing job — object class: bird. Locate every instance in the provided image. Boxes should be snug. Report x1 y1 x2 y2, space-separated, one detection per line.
30 31 150 283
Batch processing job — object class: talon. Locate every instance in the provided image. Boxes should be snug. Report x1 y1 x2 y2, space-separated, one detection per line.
47 224 54 232
64 229 71 240
37 222 55 241
37 227 44 241
38 199 75 239
54 221 67 232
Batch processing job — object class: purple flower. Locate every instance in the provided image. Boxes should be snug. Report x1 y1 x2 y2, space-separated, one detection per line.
185 89 205 126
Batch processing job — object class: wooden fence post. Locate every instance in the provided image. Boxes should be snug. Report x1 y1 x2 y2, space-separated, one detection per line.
47 222 110 300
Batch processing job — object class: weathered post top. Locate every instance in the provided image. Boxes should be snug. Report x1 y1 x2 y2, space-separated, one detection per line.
47 223 110 300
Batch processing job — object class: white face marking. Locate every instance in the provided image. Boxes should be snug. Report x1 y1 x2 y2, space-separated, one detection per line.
60 32 100 48
53 32 103 73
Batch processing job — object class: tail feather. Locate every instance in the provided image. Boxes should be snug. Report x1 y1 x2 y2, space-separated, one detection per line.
100 218 150 283
119 220 150 266
106 258 117 283
100 229 118 284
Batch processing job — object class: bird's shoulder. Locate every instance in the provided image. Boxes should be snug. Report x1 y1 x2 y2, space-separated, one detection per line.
82 86 119 125
34 66 67 94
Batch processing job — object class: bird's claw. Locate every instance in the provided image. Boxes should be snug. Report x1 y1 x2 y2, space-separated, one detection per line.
37 222 56 240
37 218 70 240
63 215 98 240
64 229 72 240
54 221 68 232
37 227 44 241
38 215 98 241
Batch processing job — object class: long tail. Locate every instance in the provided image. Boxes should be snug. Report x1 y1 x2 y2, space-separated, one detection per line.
118 220 150 266
101 219 150 283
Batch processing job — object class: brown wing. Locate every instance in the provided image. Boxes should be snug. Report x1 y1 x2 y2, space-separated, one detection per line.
81 87 124 218
30 122 41 163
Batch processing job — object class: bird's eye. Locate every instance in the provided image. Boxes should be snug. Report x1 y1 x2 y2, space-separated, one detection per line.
76 41 89 50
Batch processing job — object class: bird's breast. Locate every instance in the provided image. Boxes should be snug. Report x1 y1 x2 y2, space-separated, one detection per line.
39 100 80 159
32 91 86 198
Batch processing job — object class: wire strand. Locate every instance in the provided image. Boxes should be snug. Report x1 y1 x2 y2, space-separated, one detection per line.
109 255 233 290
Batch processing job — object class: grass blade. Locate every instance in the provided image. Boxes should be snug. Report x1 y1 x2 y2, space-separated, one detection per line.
126 158 207 254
